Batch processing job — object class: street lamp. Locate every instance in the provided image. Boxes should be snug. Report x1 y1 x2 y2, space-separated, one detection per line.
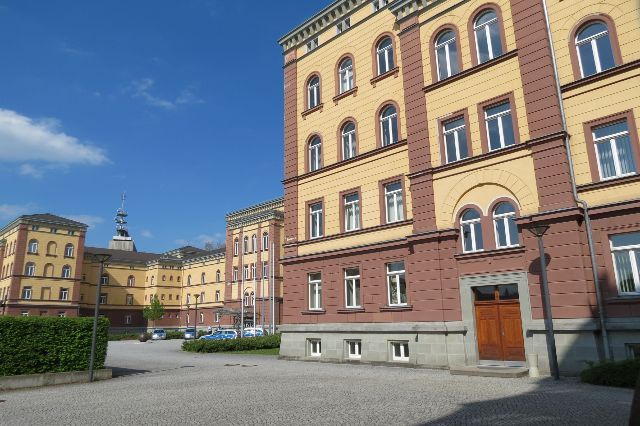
89 252 112 383
527 224 560 380
194 294 200 338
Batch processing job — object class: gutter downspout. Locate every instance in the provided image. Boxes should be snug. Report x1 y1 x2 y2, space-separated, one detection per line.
541 0 611 360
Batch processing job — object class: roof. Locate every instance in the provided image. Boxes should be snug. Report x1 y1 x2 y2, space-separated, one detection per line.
84 247 160 264
0 213 88 235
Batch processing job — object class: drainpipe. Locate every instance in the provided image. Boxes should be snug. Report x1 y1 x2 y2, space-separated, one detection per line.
541 0 611 360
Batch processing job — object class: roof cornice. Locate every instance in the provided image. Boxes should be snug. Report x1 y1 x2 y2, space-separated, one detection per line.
226 197 283 221
389 0 444 22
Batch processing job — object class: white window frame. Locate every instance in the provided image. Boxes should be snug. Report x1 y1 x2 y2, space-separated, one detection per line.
443 118 467 163
309 137 322 171
25 263 36 276
344 193 360 232
372 0 389 12
243 265 249 280
127 276 135 287
386 262 407 306
308 273 322 310
485 102 514 151
309 339 322 357
593 122 635 181
310 202 323 239
62 266 71 279
262 261 268 278
215 312 222 323
435 31 457 80
251 263 256 279
461 211 483 253
338 58 354 93
342 122 357 160
243 236 249 254
306 37 319 53
200 312 204 323
28 240 38 254
384 181 404 224
380 106 398 146
493 204 518 249
474 11 501 63
64 244 74 257
22 286 32 300
336 17 351 34
59 288 69 301
391 341 409 361
234 239 239 256
233 267 238 282
576 24 611 77
125 315 132 325
307 77 320 109
126 294 133 305
99 294 107 305
347 340 362 359
611 234 640 295
252 234 257 253
262 233 269 251
377 39 394 75
215 290 221 302
344 268 361 309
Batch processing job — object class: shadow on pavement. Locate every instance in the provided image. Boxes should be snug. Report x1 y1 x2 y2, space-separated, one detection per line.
109 367 151 378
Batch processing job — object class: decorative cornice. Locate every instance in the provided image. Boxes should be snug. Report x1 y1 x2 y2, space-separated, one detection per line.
389 0 435 21
225 197 284 230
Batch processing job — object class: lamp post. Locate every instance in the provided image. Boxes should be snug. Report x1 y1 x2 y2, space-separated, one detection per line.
194 294 200 338
89 253 112 383
527 224 560 380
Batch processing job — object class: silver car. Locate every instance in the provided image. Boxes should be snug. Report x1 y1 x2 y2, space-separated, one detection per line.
183 328 196 339
151 329 166 340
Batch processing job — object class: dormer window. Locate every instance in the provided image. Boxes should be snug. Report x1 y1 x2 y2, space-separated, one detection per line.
336 17 351 34
306 37 319 53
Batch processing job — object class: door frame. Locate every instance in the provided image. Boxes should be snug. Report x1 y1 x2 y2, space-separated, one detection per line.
459 271 532 367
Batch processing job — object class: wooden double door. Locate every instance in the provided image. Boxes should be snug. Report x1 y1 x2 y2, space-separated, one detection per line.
474 284 525 362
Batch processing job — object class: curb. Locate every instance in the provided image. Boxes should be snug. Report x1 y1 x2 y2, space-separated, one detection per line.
0 369 112 391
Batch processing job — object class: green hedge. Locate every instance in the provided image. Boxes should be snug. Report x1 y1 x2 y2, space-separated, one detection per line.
0 316 109 376
182 334 281 353
109 332 142 341
580 359 640 388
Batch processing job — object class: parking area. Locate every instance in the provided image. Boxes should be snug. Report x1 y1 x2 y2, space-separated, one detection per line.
0 340 633 425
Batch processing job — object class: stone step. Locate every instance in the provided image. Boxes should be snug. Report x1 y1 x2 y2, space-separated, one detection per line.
449 365 529 378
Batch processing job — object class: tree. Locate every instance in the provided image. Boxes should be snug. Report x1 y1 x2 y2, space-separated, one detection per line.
143 296 164 328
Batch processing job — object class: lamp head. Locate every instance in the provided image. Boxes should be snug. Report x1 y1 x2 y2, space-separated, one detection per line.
528 224 550 238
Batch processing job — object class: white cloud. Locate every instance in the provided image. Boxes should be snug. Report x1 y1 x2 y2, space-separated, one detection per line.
0 109 108 172
128 79 204 110
0 203 36 220
140 229 154 238
65 215 104 229
58 42 94 57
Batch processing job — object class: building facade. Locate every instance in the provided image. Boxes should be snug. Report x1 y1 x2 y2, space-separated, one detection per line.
278 0 640 374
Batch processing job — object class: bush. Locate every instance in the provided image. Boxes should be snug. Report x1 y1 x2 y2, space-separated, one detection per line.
109 332 140 341
166 330 184 340
0 316 109 376
580 359 640 388
182 334 281 353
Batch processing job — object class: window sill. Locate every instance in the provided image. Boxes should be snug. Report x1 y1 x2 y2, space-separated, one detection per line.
370 67 399 87
455 246 526 260
296 219 412 247
380 305 412 312
561 59 640 92
46 254 57 258
606 295 640 304
302 309 326 315
337 308 365 314
301 103 324 118
577 174 640 192
333 87 358 104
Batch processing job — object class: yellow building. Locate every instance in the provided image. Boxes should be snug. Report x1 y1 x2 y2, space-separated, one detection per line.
277 0 640 375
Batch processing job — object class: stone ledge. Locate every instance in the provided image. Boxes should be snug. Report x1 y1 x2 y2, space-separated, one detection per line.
449 366 529 378
0 369 112 391
279 321 467 334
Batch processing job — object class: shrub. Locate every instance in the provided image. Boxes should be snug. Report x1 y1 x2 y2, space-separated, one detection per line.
182 334 281 353
0 316 109 376
166 330 184 340
580 359 640 388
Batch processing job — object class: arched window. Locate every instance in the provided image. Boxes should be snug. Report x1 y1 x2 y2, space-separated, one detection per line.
435 30 460 80
576 21 615 77
177 276 181 283
46 241 57 256
169 275 174 281
127 275 135 287
64 243 74 257
309 136 322 171
252 234 257 253
262 232 269 251
216 270 221 282
28 239 38 254
380 105 398 146
338 57 354 93
25 262 36 276
474 10 503 64
44 263 54 277
201 272 206 284
244 290 255 306
376 37 394 75
187 275 191 286
61 265 72 278
307 76 320 109
341 121 357 160
461 209 484 253
243 236 249 254
234 238 239 256
162 275 166 282
493 202 519 248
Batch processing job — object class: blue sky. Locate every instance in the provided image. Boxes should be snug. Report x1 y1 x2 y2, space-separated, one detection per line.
0 0 324 252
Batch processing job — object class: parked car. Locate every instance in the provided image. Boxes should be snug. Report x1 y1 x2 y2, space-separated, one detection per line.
242 327 268 337
151 329 166 340
183 328 196 340
199 330 238 340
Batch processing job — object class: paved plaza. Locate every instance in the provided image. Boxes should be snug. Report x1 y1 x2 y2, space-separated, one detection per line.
0 340 633 425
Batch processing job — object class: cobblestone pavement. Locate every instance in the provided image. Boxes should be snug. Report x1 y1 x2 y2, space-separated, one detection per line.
0 340 632 425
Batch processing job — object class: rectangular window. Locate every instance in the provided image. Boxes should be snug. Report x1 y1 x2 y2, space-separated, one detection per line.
310 202 323 239
443 117 469 163
387 262 407 306
59 288 68 301
485 102 515 151
384 181 404 223
251 263 256 279
243 264 249 280
348 340 362 359
262 261 268 278
391 341 409 361
99 294 108 304
126 294 133 305
344 268 361 308
233 267 238 282
343 193 360 232
187 294 191 304
22 286 32 300
309 339 322 357
336 17 351 34
215 312 222 323
372 0 389 11
308 272 322 310
20 311 29 317
611 232 640 294
125 315 132 325
58 312 66 318
215 290 220 302
593 121 635 180
31 225 39 231
306 37 318 53
50 228 58 233
161 294 165 300
200 292 205 302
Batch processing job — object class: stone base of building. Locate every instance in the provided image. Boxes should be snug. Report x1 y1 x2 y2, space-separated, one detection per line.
279 319 640 376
